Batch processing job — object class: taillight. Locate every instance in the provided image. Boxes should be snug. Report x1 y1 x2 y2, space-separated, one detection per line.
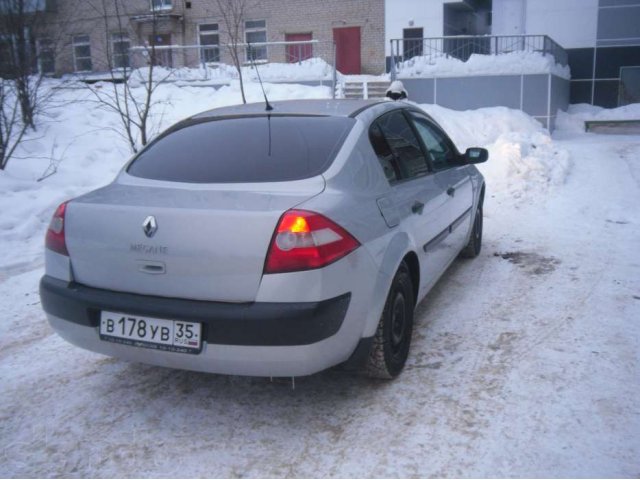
45 201 69 256
264 209 360 274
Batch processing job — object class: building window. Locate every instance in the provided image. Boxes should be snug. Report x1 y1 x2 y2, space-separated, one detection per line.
245 20 267 62
150 0 172 11
72 35 92 72
198 23 219 63
111 33 130 69
37 38 55 74
0 37 15 76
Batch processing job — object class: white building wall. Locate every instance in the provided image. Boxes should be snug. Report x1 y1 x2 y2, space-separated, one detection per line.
524 0 599 48
386 0 600 52
492 0 527 35
492 0 599 48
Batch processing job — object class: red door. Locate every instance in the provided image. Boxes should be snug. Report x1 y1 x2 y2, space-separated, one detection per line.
333 26 361 75
285 33 312 63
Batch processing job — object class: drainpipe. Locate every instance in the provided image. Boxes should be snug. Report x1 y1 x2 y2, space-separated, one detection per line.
390 39 397 81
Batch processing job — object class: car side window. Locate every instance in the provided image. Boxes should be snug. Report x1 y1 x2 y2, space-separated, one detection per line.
371 111 429 182
409 113 459 171
369 122 400 183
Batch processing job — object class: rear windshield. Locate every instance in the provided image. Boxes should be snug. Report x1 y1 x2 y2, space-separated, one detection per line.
126 115 355 183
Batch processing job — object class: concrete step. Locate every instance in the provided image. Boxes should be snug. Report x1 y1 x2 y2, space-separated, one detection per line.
342 81 391 99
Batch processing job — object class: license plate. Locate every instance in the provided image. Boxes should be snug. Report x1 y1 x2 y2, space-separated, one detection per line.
99 311 202 354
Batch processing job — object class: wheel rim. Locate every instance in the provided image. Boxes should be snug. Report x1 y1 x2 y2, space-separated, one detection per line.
390 291 407 353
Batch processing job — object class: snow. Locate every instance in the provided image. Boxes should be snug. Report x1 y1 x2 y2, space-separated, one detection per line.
116 58 336 88
556 102 640 133
419 103 572 200
1 78 639 476
397 51 571 80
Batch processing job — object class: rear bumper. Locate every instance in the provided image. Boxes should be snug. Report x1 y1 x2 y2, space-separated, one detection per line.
40 275 358 377
40 276 349 346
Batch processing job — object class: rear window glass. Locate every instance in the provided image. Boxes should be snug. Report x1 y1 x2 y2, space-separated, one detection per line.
127 116 355 183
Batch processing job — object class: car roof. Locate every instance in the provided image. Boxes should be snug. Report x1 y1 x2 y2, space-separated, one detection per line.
191 99 388 119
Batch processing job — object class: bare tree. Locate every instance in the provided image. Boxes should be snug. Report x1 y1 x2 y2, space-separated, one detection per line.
0 0 81 170
0 0 55 130
0 79 29 169
215 0 254 104
84 0 172 152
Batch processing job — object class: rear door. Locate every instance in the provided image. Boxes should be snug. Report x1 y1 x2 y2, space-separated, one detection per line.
369 110 452 296
408 111 474 258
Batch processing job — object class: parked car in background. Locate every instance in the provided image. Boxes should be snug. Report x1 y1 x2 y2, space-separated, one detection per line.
40 99 487 379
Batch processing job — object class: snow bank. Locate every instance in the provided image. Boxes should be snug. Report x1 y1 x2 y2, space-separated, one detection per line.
398 51 571 80
555 103 640 133
129 58 335 86
419 103 572 199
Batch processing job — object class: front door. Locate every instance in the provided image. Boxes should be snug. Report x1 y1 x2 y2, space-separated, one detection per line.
285 33 312 63
370 110 453 299
403 28 423 60
333 26 361 75
408 111 474 259
148 34 172 67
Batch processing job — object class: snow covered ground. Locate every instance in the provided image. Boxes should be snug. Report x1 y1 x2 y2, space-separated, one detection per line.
1 80 639 477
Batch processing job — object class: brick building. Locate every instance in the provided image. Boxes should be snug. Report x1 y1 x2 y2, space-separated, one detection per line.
26 0 385 76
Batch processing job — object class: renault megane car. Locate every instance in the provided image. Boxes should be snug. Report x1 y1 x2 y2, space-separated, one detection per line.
40 99 487 379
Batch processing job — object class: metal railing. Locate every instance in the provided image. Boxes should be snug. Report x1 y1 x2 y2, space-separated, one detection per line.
390 34 567 79
128 40 337 96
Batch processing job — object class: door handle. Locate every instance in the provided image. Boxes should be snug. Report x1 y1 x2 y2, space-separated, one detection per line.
411 201 424 215
447 187 455 197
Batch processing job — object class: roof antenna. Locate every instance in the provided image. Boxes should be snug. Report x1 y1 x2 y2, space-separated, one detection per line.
248 43 273 112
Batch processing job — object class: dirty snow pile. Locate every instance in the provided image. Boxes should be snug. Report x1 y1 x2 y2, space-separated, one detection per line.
420 103 572 200
398 51 571 79
555 103 640 133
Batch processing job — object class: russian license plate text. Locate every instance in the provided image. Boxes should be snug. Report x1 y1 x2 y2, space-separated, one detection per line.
99 311 202 354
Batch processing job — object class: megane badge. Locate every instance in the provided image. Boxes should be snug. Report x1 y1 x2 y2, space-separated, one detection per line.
142 216 158 238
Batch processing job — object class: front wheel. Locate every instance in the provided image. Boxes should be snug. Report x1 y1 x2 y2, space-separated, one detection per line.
459 200 483 259
365 261 415 379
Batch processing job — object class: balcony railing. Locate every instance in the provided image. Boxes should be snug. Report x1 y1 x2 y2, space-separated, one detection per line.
389 34 567 79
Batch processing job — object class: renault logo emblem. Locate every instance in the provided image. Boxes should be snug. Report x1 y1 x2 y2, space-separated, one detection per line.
142 216 158 238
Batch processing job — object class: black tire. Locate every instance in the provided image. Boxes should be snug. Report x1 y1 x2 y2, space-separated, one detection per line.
365 261 415 379
459 200 483 259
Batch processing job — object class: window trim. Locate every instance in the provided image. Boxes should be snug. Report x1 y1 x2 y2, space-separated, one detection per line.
72 34 92 73
197 23 220 64
244 19 267 63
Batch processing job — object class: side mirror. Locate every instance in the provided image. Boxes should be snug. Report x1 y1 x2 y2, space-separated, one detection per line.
464 147 488 164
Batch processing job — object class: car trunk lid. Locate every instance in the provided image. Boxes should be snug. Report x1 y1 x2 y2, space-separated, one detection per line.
65 179 324 302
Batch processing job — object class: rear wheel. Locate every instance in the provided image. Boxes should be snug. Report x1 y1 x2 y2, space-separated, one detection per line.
366 261 414 379
460 200 483 259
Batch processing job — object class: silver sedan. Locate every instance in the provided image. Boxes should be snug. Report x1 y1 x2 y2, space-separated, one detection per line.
40 99 487 379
